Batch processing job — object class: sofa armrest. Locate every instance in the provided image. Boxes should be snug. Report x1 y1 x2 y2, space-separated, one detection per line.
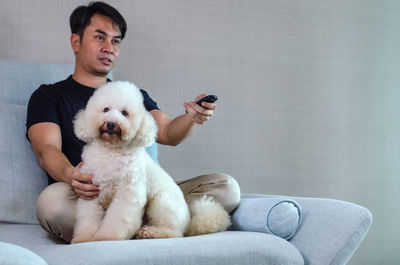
241 194 372 265
287 197 372 265
230 197 302 240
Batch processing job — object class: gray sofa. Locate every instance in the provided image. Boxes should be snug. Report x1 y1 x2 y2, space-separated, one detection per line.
0 58 372 265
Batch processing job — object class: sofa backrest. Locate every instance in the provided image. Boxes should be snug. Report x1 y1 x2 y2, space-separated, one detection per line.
0 58 75 224
0 58 75 106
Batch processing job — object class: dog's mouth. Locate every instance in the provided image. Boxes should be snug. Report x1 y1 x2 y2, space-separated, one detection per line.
99 129 121 136
99 122 122 143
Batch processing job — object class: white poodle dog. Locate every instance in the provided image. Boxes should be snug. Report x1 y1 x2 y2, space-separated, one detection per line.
71 81 230 243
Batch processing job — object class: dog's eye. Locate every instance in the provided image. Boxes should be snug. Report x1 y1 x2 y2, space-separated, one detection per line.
121 110 128 116
103 107 110 112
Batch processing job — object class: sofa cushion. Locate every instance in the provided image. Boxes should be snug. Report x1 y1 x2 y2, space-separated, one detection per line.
0 241 48 265
230 197 302 240
0 224 304 265
0 103 48 224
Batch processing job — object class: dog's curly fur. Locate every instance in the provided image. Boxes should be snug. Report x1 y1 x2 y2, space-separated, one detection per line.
71 81 230 243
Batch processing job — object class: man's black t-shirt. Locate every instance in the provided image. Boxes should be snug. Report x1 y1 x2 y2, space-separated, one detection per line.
26 75 159 185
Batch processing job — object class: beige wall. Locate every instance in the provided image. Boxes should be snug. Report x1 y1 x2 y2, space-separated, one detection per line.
1 1 399 264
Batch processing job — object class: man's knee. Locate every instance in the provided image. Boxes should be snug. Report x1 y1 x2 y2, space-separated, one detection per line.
36 182 72 218
211 173 241 213
36 182 76 241
181 173 241 213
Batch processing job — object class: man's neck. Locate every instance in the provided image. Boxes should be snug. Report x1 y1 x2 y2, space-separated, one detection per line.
72 70 108 89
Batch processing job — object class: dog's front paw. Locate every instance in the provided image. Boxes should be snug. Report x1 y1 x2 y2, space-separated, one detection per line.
93 227 128 241
71 233 95 244
134 226 160 239
93 234 122 241
134 225 183 239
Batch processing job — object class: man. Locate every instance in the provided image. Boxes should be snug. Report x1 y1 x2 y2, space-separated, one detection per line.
26 2 240 243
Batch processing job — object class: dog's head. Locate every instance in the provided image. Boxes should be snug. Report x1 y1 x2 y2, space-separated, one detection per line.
73 81 157 148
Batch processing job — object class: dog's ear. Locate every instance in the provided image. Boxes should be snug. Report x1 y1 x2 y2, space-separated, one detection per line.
73 109 93 143
133 111 158 147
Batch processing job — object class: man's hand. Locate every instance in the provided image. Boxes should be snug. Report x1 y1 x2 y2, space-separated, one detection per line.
183 94 216 124
150 94 217 145
66 162 100 200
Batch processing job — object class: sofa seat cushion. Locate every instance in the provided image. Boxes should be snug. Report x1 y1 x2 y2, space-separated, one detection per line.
0 224 304 265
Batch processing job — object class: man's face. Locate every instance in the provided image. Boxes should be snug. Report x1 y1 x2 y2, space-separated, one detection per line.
72 14 122 76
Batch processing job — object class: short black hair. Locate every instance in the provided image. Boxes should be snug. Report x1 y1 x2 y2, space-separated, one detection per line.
70 1 127 40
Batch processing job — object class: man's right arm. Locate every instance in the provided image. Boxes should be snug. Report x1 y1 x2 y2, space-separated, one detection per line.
28 122 99 200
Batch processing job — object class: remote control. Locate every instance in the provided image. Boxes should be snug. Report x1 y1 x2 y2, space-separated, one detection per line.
196 95 218 105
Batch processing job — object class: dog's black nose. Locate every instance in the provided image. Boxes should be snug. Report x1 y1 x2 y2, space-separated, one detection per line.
107 122 116 130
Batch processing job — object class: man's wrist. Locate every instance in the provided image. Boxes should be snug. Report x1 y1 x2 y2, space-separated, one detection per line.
63 164 74 186
183 112 196 124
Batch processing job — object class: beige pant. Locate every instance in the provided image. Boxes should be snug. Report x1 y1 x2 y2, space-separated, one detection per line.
36 173 240 243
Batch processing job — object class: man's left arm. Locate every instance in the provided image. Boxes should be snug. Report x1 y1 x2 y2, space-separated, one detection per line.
150 94 216 146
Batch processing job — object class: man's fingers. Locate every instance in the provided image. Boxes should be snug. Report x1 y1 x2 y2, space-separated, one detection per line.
194 94 208 102
191 102 215 116
184 102 196 117
70 163 98 200
190 101 206 113
190 102 213 119
75 189 99 197
200 101 217 110
77 192 98 201
73 171 93 183
71 179 99 191
77 162 84 168
72 182 100 201
184 102 213 124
